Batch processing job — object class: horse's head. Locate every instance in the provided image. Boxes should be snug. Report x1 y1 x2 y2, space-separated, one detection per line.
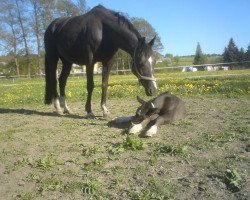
132 36 157 96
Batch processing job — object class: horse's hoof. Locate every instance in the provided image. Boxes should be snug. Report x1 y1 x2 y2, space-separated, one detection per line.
53 109 63 115
63 109 72 115
129 124 143 134
86 112 96 119
145 125 157 137
103 110 110 118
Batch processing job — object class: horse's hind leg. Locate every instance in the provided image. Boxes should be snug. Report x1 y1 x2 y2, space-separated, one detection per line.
59 60 72 114
44 54 62 114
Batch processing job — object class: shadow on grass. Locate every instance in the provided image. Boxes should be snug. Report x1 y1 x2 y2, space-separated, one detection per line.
107 120 131 130
0 108 86 119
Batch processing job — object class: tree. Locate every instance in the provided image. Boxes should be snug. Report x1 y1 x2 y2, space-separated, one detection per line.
15 0 31 77
131 17 164 53
193 42 206 66
244 44 250 69
30 0 44 75
0 0 22 76
245 44 250 61
238 48 245 62
55 0 87 17
223 38 240 63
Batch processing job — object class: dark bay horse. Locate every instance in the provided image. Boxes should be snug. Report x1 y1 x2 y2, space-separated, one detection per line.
44 5 157 118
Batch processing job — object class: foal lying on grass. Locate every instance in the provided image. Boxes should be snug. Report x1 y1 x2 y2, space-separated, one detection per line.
129 92 186 137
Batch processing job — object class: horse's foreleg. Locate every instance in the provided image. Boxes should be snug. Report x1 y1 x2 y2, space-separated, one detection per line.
101 60 113 117
59 61 72 114
84 46 96 118
85 63 95 118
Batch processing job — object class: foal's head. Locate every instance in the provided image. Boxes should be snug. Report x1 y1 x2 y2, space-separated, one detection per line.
132 36 157 96
132 96 159 124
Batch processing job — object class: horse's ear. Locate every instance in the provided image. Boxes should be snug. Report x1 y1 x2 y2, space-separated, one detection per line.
148 35 156 47
137 96 145 104
138 37 146 46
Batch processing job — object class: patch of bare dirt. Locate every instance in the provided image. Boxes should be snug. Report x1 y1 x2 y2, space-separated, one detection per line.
0 97 249 199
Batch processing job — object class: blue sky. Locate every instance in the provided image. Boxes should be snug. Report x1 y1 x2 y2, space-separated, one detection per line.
87 0 250 56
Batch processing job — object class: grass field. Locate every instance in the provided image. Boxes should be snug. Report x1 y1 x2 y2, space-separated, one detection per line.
0 70 249 200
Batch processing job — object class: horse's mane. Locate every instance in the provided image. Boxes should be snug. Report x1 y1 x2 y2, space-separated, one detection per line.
114 12 141 38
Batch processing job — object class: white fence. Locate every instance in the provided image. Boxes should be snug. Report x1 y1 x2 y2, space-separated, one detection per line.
0 61 250 79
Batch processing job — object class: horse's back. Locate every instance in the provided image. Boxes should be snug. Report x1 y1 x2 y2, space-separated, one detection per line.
45 5 111 41
44 6 111 64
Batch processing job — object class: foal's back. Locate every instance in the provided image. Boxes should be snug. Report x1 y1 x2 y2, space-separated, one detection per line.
155 92 186 121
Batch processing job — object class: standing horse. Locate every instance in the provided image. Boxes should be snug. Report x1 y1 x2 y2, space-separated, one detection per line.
44 5 157 118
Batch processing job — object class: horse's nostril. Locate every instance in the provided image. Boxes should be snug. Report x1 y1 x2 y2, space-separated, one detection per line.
148 88 153 95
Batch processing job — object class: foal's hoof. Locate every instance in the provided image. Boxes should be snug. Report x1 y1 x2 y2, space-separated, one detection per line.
129 124 143 134
145 125 157 137
86 112 96 119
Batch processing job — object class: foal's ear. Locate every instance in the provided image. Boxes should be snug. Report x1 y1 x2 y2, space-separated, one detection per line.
137 96 145 104
148 35 156 47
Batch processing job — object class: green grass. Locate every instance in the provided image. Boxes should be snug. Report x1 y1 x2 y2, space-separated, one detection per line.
223 169 245 192
15 192 33 200
35 154 57 171
0 70 249 107
154 143 188 156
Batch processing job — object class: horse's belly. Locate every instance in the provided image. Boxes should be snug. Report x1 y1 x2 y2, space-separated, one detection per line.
57 42 88 65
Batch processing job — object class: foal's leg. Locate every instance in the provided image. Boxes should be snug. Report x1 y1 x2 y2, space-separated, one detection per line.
59 60 72 114
101 59 114 117
129 118 151 134
129 114 158 134
145 114 172 137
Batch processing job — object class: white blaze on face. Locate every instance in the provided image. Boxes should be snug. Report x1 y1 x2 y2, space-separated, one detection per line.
148 56 157 89
152 80 157 89
148 56 153 67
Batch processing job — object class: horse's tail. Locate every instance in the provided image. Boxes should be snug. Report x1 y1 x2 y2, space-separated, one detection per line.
44 56 55 105
44 24 58 105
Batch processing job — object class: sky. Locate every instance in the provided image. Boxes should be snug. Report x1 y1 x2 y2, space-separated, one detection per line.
86 0 250 56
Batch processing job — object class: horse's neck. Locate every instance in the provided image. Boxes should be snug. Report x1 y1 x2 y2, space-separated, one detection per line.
119 31 139 56
106 21 139 56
